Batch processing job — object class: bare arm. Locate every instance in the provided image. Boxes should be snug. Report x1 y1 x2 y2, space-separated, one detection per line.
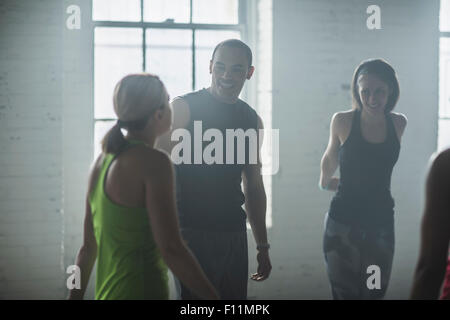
144 151 219 300
319 113 343 191
67 200 98 299
68 157 102 299
156 97 190 155
243 115 272 281
410 151 450 299
392 112 408 142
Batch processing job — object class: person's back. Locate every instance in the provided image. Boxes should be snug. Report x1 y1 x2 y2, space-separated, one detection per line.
68 73 219 300
89 143 169 299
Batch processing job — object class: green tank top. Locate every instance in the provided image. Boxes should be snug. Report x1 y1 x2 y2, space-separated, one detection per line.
89 141 169 300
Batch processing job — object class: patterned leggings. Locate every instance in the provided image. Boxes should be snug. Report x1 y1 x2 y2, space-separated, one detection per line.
440 256 450 300
323 213 395 300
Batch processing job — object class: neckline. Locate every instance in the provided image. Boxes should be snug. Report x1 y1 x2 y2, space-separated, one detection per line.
125 138 149 147
204 88 240 106
357 110 390 145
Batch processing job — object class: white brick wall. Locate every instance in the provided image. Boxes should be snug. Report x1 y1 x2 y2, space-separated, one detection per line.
0 0 65 299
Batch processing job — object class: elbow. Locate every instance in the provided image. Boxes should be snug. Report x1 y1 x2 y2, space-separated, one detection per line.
320 155 335 184
245 182 266 199
80 243 97 255
319 171 329 189
158 239 185 262
320 156 329 175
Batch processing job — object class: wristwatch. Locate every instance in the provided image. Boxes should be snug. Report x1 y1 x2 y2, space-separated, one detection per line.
256 243 270 251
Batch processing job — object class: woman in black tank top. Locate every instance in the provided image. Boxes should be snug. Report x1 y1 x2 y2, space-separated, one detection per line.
319 59 407 299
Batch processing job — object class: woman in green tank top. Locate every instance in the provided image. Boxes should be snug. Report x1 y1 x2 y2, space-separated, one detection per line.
68 74 218 300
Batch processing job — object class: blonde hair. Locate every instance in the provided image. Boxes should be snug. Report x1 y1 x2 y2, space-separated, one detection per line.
101 73 167 154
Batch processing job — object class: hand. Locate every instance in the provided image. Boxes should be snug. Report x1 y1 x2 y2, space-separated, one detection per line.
327 177 339 191
250 250 272 281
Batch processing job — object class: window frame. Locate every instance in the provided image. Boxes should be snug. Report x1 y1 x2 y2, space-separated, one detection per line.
439 0 450 150
92 0 248 124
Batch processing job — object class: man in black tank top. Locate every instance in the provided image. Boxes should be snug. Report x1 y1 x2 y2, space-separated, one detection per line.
158 39 271 299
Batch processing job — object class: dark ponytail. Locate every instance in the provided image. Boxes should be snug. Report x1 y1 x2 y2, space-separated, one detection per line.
101 121 129 155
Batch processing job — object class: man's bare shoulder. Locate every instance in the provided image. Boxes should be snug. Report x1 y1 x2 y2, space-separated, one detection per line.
171 97 189 109
171 97 191 129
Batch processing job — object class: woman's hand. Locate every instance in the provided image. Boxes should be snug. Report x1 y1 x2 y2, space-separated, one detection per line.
326 177 340 192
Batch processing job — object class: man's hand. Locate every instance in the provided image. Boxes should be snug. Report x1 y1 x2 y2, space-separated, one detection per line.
251 250 272 281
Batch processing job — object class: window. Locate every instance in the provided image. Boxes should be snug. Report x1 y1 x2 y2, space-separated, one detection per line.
439 0 450 150
93 0 243 157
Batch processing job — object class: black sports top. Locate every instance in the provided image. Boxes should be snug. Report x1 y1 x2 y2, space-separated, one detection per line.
328 109 401 229
174 89 259 232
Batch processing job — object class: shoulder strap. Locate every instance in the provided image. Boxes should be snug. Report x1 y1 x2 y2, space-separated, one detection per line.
386 113 399 142
348 109 361 140
88 153 114 205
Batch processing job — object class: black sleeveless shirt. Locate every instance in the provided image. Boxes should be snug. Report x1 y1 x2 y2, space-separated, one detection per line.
174 89 259 232
328 109 401 229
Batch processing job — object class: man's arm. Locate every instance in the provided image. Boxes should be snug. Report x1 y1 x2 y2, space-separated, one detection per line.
410 150 450 299
243 115 272 281
156 97 190 155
